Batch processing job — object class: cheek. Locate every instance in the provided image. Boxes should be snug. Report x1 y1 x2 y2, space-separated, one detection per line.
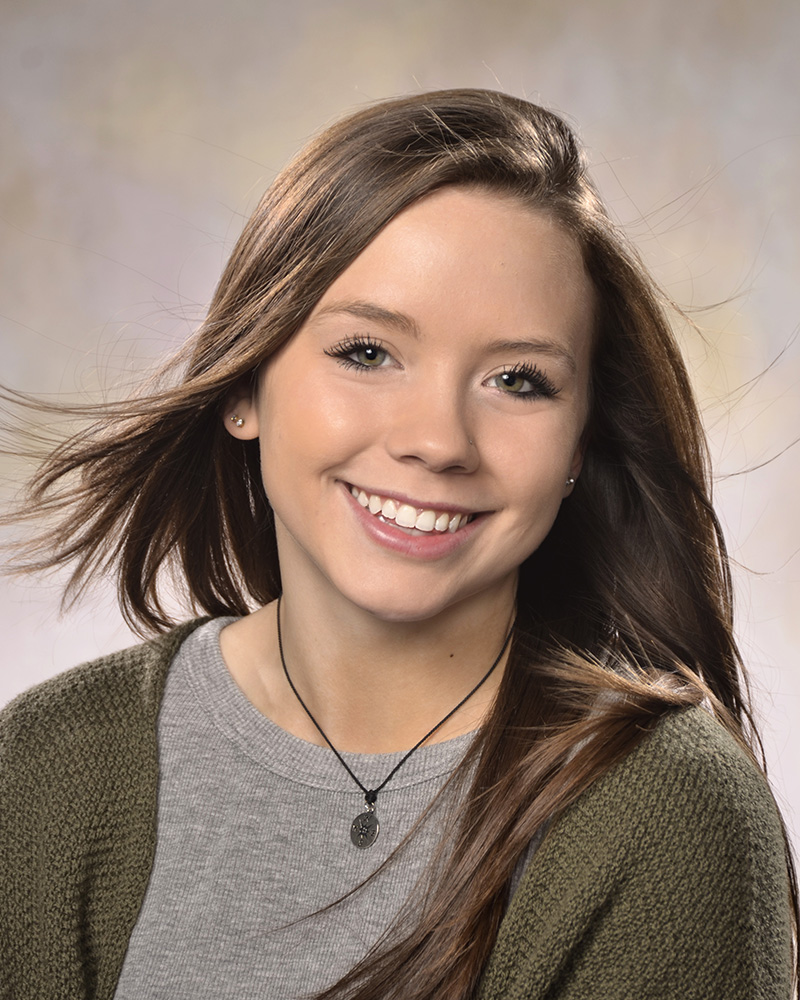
484 421 581 553
264 363 367 441
487 415 581 484
256 381 364 501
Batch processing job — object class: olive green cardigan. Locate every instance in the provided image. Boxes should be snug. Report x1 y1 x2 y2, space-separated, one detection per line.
0 621 793 999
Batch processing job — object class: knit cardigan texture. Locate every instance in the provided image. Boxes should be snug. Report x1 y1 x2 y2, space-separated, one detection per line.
0 621 793 1000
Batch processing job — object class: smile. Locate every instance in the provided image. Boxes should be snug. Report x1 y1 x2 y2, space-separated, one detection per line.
348 486 475 533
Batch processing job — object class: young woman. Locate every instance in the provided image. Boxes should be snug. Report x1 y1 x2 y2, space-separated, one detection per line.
1 89 796 1000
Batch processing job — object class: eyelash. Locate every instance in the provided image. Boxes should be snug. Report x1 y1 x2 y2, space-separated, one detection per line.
324 336 561 400
492 363 561 400
324 337 389 370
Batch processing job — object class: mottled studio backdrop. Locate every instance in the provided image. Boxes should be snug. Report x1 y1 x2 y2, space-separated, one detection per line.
1 0 798 853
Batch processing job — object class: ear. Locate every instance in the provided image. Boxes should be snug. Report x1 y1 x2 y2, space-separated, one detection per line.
223 383 260 441
564 431 588 496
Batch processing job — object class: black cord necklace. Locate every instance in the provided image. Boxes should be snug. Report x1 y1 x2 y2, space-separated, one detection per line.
276 596 513 849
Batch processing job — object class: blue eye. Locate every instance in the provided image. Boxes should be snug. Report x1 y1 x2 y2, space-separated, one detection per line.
325 338 389 369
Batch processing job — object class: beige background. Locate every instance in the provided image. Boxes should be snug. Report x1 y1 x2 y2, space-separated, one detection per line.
1 0 798 855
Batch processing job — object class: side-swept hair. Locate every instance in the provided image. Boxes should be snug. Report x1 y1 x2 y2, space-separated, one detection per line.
4 89 797 996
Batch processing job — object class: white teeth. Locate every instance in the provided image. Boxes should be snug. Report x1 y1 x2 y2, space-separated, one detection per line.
395 503 418 528
350 485 473 534
414 509 437 532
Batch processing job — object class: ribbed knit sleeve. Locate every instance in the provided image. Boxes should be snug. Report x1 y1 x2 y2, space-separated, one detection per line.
477 707 793 1000
0 621 205 1000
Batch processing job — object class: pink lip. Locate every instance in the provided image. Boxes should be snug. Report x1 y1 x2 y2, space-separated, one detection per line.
341 482 488 560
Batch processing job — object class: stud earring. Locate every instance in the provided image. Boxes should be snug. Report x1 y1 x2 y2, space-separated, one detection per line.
566 477 576 487
230 414 245 428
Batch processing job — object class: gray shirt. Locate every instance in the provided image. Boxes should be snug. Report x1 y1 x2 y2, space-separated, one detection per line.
114 618 477 999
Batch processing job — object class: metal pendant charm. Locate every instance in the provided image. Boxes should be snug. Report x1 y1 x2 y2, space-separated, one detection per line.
350 803 380 849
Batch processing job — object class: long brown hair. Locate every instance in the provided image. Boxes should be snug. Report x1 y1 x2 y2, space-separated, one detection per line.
3 89 797 995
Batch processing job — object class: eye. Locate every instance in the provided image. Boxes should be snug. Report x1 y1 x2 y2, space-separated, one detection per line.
488 364 560 399
351 344 387 367
324 337 390 370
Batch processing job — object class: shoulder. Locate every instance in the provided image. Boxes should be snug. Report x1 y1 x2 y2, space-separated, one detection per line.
0 619 211 993
551 706 788 904
0 618 209 769
0 617 212 892
481 708 793 999
600 705 781 840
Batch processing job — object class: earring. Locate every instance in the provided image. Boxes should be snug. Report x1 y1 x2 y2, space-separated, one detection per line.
230 414 245 428
566 477 576 487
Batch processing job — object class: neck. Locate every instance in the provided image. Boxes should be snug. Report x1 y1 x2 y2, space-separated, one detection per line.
220 579 516 754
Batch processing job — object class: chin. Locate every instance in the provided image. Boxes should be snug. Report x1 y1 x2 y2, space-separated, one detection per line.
330 577 451 623
353 595 451 625
340 576 512 626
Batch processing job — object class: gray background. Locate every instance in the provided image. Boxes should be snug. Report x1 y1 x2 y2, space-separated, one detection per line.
1 0 798 856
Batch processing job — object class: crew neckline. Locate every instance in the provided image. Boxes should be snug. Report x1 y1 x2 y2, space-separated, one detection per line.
176 617 478 794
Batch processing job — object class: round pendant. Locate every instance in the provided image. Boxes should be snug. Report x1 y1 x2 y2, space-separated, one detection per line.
350 809 380 849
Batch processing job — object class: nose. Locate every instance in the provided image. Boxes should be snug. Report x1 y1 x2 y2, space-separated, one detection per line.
383 381 479 474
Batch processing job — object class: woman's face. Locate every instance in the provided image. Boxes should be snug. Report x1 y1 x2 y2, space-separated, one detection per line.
230 186 594 623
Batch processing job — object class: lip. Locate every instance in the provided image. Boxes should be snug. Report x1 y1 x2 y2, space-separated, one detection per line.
345 482 479 517
341 481 489 560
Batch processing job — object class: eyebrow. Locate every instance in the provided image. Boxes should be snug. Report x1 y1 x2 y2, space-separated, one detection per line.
312 300 421 338
312 300 577 374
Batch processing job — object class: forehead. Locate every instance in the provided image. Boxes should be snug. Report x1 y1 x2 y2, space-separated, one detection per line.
308 186 595 363
354 184 588 272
